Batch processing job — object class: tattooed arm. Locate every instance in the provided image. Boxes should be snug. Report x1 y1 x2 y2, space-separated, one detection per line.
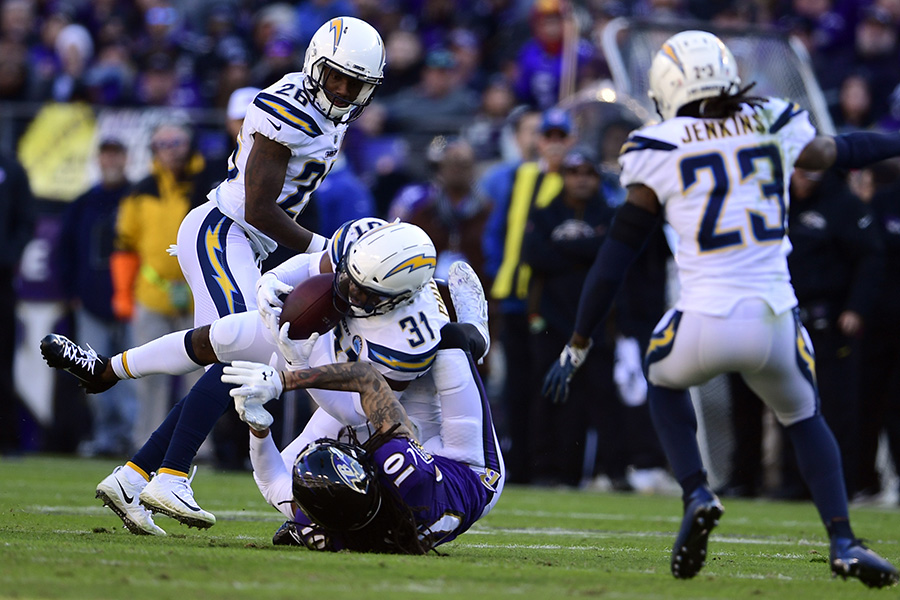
283 362 416 439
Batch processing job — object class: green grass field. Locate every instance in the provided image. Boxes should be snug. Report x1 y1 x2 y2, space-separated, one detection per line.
1 456 898 599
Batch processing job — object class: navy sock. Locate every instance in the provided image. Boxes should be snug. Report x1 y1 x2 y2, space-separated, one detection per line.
648 384 707 498
131 399 185 474
160 364 232 474
785 414 853 539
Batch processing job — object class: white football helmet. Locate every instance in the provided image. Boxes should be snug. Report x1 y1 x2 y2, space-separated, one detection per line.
334 222 436 317
327 216 388 269
303 16 385 123
648 30 741 121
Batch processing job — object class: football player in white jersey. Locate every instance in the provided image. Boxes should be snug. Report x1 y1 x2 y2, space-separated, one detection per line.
40 17 386 539
181 16 386 326
41 221 492 536
219 320 504 554
543 31 900 587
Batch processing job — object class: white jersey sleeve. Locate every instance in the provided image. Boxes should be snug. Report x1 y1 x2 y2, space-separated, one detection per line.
618 98 816 317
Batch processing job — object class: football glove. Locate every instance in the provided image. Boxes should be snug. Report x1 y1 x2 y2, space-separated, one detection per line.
277 323 318 371
222 360 283 430
542 341 592 404
256 272 294 337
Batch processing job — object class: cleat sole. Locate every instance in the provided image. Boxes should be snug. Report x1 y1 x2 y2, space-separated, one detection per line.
96 490 153 536
140 499 215 530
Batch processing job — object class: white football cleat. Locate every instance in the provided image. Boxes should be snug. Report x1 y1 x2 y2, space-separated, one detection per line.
448 261 490 360
95 465 166 536
139 467 216 529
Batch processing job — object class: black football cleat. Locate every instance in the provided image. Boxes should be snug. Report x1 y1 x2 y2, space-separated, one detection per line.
40 333 116 393
831 537 899 588
671 485 724 579
273 521 304 546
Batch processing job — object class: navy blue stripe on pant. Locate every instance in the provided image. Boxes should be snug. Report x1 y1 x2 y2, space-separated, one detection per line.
196 207 247 317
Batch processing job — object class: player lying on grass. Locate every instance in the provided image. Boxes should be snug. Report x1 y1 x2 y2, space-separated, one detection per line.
223 321 503 553
41 220 490 535
543 30 899 588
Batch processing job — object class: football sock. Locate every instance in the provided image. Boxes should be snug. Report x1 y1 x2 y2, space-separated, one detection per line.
648 384 706 497
123 462 150 483
785 414 854 538
160 365 231 474
130 399 186 475
111 330 202 379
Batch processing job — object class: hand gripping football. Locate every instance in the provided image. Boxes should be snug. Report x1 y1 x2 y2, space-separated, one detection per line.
278 274 343 340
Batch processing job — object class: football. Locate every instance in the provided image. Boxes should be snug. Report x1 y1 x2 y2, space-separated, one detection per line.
279 274 343 340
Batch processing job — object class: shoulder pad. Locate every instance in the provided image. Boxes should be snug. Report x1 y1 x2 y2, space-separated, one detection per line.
762 98 806 134
252 92 324 138
619 131 679 156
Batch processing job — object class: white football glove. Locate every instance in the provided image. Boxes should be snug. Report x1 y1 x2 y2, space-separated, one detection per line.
256 272 294 337
277 323 318 371
222 360 283 431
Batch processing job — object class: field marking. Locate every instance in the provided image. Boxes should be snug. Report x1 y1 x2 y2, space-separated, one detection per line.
26 505 283 521
466 526 828 547
23 504 897 549
502 508 822 529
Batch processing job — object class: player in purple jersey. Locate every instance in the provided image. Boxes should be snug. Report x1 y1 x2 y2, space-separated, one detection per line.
223 323 503 554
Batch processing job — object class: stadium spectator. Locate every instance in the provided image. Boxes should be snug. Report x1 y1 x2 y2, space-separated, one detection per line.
56 138 137 457
379 29 424 97
461 76 518 163
523 148 629 489
111 121 209 448
250 37 301 90
781 167 883 499
381 48 480 176
856 162 900 503
51 23 93 102
0 149 35 455
481 107 574 484
389 138 490 280
513 0 597 109
833 73 874 132
820 6 900 124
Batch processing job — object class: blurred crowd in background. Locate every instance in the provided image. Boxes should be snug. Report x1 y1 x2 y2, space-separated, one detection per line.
2 0 900 504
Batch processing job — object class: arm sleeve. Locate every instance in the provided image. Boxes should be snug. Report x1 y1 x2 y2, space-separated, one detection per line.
249 430 296 519
573 202 661 338
266 252 314 288
426 348 486 467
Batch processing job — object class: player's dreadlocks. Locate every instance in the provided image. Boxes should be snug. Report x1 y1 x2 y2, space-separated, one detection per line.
680 82 765 120
338 424 433 555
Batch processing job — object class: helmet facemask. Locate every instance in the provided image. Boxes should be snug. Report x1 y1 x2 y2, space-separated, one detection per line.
304 60 379 123
333 256 413 318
